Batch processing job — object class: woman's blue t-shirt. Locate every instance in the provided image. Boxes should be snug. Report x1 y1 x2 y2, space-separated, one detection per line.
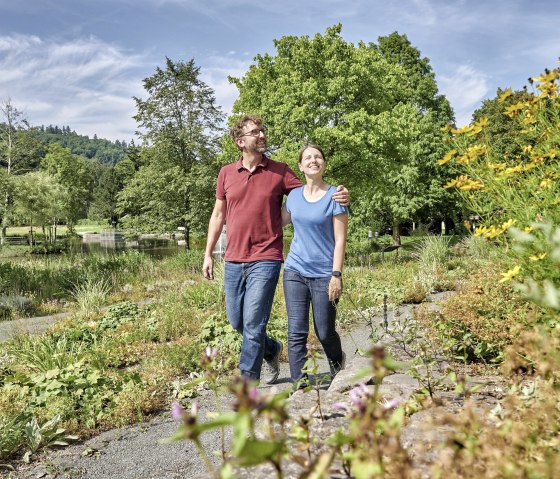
284 185 348 278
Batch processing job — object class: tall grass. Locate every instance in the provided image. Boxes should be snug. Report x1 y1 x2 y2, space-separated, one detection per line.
6 334 87 372
0 251 149 316
411 235 451 293
72 278 111 317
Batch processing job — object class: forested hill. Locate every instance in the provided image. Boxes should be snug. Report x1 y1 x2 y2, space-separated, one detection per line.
33 125 129 164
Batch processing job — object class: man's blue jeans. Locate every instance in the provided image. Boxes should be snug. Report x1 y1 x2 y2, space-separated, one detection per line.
224 260 282 380
282 268 343 383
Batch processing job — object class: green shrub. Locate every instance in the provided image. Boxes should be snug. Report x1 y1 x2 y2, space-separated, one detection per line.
97 301 141 332
0 413 26 460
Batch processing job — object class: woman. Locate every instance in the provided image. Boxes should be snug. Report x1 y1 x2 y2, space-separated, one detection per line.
282 144 349 386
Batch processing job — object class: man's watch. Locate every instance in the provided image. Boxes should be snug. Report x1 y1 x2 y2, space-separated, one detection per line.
332 271 342 278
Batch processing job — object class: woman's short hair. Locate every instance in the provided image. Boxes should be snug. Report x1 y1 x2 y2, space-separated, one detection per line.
298 144 326 163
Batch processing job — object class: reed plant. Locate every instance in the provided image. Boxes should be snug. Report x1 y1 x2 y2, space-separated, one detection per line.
72 277 111 317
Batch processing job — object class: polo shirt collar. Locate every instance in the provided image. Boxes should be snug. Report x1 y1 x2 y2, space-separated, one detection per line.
236 155 269 171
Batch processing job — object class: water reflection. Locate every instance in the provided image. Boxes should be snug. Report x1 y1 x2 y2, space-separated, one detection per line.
70 237 184 259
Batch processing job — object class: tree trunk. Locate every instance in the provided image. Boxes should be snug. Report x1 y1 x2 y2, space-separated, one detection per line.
1 192 9 245
392 221 402 246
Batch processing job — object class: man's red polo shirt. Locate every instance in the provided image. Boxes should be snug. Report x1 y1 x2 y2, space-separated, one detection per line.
216 156 302 262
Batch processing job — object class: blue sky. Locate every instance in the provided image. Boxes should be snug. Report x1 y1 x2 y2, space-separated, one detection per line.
0 0 558 141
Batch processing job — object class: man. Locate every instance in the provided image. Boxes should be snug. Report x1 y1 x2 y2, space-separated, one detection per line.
203 115 348 384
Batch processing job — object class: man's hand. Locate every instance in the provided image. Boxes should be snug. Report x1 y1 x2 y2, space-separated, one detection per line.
332 185 350 206
203 255 214 280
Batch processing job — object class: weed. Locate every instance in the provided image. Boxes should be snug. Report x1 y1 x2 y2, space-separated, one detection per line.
72 277 110 317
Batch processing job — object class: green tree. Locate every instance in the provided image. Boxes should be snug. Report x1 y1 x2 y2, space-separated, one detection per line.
121 58 224 246
350 105 455 243
0 100 45 242
373 32 453 122
41 144 92 233
116 146 189 233
229 24 455 244
12 171 65 243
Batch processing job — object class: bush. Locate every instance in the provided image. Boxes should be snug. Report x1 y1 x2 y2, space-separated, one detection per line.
427 267 541 362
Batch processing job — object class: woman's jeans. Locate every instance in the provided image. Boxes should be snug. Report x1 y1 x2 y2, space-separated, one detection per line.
224 260 282 380
282 268 343 383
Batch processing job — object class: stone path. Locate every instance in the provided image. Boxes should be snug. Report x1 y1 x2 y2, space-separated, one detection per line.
3 293 506 478
0 312 69 342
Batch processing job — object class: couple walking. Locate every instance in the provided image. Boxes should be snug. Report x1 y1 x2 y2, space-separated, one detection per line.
203 115 349 387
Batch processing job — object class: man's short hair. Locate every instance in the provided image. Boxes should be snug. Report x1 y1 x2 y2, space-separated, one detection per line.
230 115 263 142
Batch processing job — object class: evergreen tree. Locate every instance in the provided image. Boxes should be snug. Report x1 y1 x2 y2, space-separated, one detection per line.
119 57 224 244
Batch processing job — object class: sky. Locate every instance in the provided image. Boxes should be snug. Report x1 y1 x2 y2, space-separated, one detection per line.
0 0 558 142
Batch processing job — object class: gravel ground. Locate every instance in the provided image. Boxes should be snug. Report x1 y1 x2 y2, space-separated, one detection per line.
0 313 68 342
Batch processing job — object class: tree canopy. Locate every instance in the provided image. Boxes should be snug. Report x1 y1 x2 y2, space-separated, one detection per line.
118 58 225 244
229 25 456 243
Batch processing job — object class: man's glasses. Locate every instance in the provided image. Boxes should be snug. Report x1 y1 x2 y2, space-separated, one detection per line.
239 126 267 138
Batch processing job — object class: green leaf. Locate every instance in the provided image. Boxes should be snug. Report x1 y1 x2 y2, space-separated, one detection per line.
231 412 252 455
232 438 283 467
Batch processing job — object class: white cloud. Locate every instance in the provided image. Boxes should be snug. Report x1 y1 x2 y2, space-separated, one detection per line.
199 55 252 116
439 65 489 126
0 34 148 141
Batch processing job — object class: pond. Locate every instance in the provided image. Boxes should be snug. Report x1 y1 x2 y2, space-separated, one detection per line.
69 236 201 259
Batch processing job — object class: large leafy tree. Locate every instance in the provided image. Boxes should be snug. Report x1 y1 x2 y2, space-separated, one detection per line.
117 146 189 233
121 58 224 245
230 25 455 244
41 144 93 233
373 32 453 122
0 100 45 242
13 171 65 244
88 158 136 224
349 105 454 243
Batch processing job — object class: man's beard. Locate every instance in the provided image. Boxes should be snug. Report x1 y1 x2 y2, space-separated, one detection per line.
248 141 267 154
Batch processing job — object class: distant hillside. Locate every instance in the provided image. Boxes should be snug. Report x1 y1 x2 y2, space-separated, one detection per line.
33 125 129 164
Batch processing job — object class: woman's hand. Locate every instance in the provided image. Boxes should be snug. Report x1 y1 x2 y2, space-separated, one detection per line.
328 276 343 302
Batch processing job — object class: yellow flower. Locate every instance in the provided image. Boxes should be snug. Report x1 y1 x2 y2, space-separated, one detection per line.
524 226 534 233
499 265 521 283
496 165 523 179
540 178 553 189
475 219 516 239
523 162 539 172
533 68 559 84
504 102 526 118
459 179 484 191
467 117 489 136
457 144 488 164
529 253 547 261
445 175 484 191
437 149 457 165
450 125 473 135
474 225 488 237
501 219 516 230
498 88 513 102
487 162 507 171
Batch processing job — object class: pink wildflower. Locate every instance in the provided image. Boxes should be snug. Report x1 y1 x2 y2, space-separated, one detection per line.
349 383 370 407
333 402 348 412
171 401 183 420
383 398 401 410
205 346 217 358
